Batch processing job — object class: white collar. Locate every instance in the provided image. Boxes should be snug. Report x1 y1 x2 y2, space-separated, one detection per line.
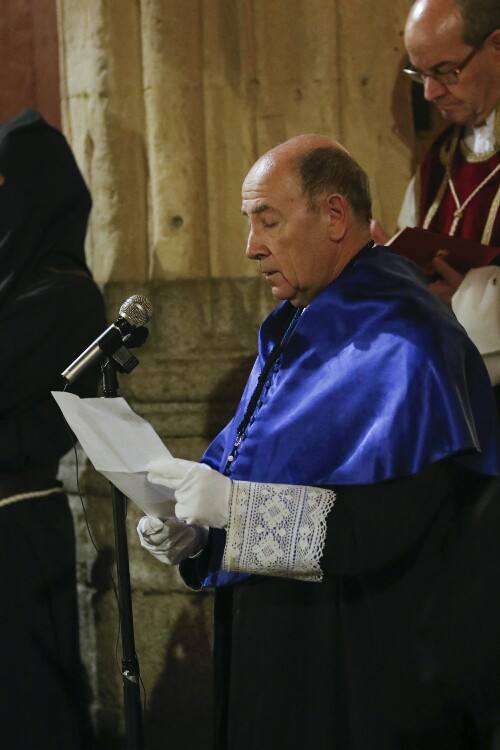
464 110 497 156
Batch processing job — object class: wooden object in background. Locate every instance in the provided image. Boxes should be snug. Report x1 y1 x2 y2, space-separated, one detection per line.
0 0 60 127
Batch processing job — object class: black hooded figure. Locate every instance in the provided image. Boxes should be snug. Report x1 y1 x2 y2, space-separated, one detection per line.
0 109 106 748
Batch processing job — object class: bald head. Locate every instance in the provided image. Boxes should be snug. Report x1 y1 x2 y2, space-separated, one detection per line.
246 134 371 225
407 0 500 47
246 134 341 190
405 0 463 49
260 133 343 163
406 0 500 52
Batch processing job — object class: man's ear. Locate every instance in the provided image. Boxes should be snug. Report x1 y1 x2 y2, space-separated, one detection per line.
488 29 500 55
326 193 347 241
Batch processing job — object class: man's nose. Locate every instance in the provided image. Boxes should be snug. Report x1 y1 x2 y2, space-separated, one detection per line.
423 75 447 101
245 229 268 260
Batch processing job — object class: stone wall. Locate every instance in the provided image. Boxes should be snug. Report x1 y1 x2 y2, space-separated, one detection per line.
58 0 414 286
56 1 415 745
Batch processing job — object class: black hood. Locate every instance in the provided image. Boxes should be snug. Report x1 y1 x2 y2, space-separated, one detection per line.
0 108 92 311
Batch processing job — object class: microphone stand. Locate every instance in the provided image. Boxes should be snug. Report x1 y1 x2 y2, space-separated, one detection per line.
102 357 143 750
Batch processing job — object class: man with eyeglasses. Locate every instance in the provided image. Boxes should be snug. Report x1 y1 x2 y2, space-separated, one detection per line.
373 0 500 390
369 7 500 745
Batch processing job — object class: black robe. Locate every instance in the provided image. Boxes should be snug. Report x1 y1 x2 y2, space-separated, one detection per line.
0 109 106 748
191 464 500 750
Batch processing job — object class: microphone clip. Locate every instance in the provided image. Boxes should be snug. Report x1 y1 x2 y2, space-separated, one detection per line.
109 326 149 375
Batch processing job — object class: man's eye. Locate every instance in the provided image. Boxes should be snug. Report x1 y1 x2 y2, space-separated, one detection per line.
433 65 454 75
263 221 278 229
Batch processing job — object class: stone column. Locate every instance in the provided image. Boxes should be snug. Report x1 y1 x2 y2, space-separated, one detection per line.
58 0 148 282
140 0 210 279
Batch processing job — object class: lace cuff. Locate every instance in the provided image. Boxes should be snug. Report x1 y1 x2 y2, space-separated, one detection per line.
222 481 336 582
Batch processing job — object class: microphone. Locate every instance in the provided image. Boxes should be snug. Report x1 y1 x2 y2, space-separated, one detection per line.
62 294 153 384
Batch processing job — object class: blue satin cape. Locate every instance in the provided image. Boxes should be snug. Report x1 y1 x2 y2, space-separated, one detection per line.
199 243 500 587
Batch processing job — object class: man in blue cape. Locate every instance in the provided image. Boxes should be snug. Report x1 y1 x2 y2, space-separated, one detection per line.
138 135 500 749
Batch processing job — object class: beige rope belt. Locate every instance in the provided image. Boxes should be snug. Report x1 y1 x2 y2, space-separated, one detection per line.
0 486 63 509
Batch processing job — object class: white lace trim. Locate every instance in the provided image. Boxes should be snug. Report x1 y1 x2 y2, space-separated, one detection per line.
222 481 336 582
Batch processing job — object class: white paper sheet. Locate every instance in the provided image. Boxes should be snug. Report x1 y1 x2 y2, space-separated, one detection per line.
52 391 177 518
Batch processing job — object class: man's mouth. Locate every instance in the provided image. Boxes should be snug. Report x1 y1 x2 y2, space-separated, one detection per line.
435 98 462 111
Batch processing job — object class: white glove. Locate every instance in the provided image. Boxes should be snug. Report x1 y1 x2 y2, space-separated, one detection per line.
147 458 232 528
452 266 500 386
452 266 500 355
137 515 207 565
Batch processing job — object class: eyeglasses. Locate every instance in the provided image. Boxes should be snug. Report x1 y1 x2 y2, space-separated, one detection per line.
403 43 483 86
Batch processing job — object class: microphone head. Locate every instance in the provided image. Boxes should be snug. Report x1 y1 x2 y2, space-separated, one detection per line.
119 295 153 327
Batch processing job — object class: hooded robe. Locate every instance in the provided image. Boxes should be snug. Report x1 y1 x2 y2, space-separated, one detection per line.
0 109 106 749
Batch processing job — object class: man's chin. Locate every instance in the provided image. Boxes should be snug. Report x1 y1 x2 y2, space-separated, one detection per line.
269 282 296 301
270 287 309 308
271 287 292 301
436 103 470 125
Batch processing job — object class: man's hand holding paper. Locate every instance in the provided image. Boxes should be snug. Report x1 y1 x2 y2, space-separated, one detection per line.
147 458 231 529
52 391 180 519
139 458 232 567
51 391 233 566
